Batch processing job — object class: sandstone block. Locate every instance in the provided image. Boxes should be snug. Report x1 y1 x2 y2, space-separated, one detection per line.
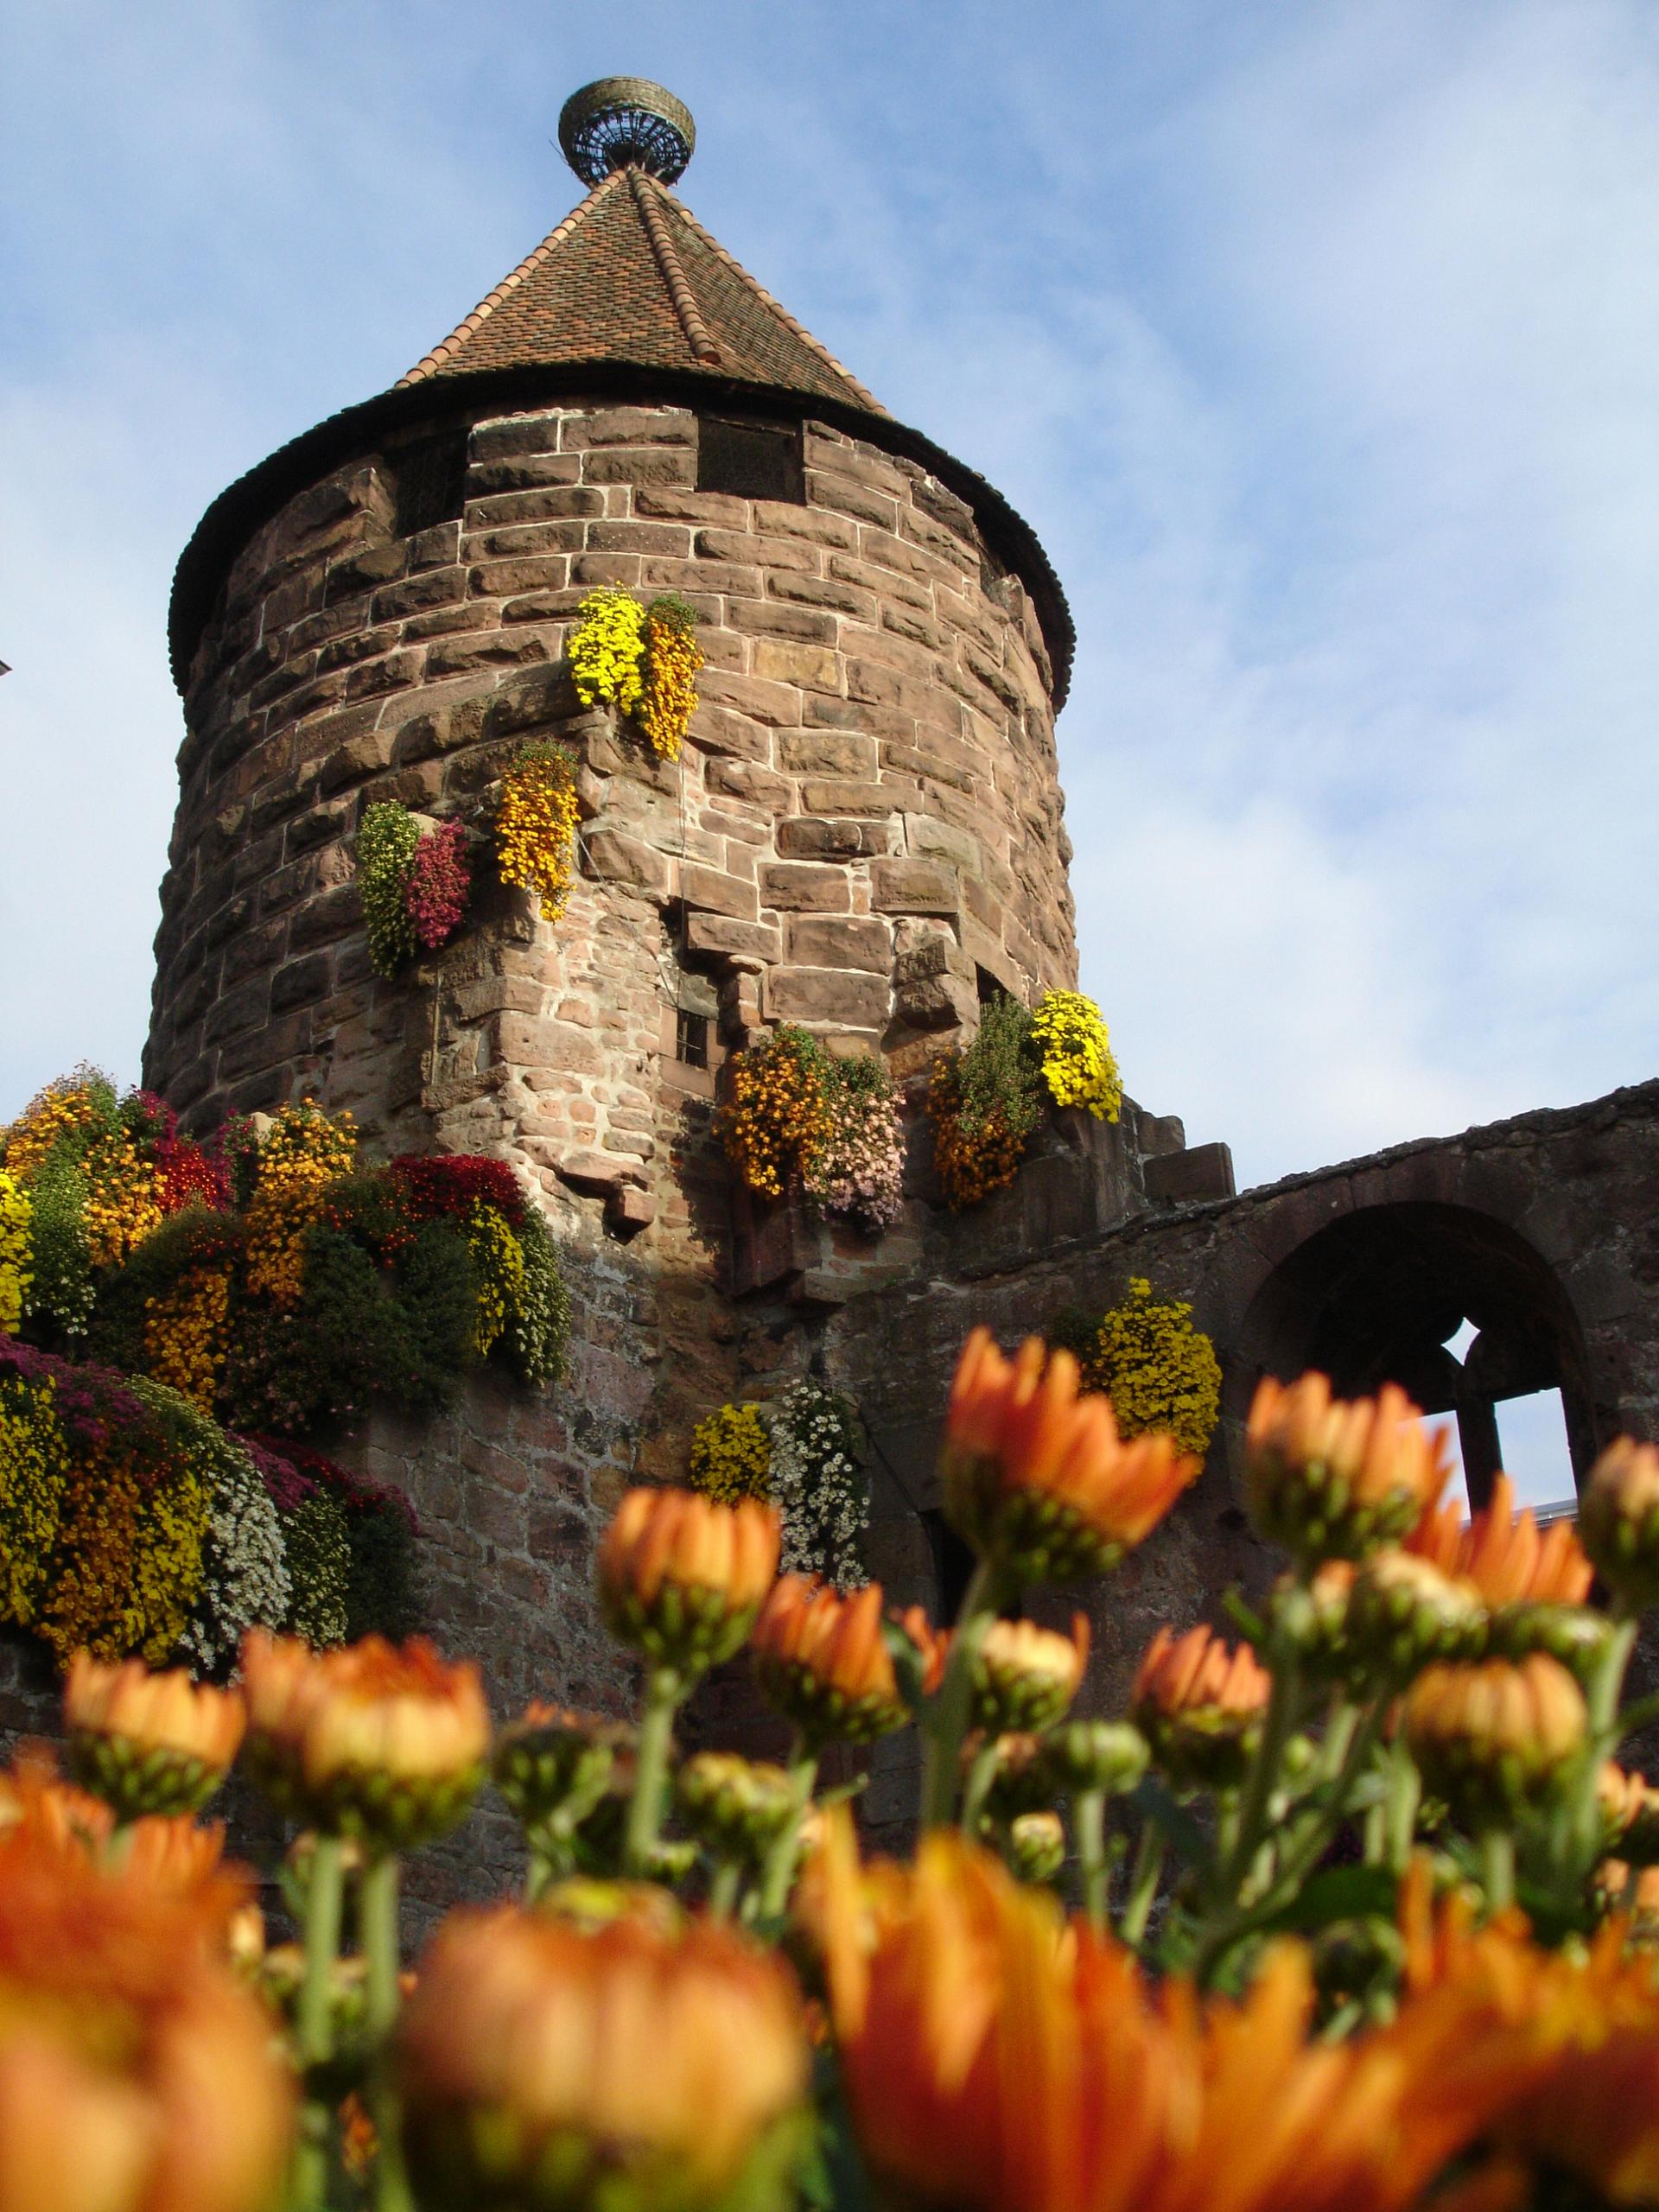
695 527 817 573
684 913 783 963
317 727 398 794
425 633 549 678
469 413 566 463
766 569 879 621
724 600 837 645
705 758 790 810
904 812 982 871
871 858 959 916
563 407 696 448
696 668 804 728
845 658 938 721
759 864 851 913
680 862 760 921
779 730 875 777
585 830 670 897
777 817 880 860
806 470 899 532
555 1147 634 1192
584 518 693 553
785 915 891 971
765 966 891 1029
1144 1142 1236 1205
799 778 917 819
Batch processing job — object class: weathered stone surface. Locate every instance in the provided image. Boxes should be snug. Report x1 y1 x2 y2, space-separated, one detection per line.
684 913 783 963
585 830 670 896
759 864 851 913
680 862 759 921
776 817 880 860
765 966 891 1028
785 916 892 971
870 858 959 914
1143 1142 1236 1205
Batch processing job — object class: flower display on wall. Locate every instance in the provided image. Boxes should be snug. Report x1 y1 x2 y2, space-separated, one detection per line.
493 740 582 917
928 987 1122 1210
1052 1275 1223 1459
5 1080 571 1435
769 1380 868 1591
688 1402 772 1507
717 1027 906 1232
0 1333 419 1675
568 585 704 760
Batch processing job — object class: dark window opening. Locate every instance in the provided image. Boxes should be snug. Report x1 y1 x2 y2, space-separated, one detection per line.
391 432 470 539
675 1009 709 1071
975 965 1002 1007
697 416 804 504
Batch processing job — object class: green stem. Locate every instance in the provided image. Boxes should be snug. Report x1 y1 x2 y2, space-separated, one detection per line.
297 1834 345 2068
709 1859 742 1919
624 1668 683 1878
960 1738 1001 1836
1192 1704 1382 1986
758 1739 819 1919
290 1834 346 2212
1121 1821 1165 1948
1479 1827 1516 1912
1075 1789 1109 1933
1384 1749 1421 1874
1213 1635 1301 1904
919 1559 1001 1829
360 1853 414 2212
1568 1613 1639 1878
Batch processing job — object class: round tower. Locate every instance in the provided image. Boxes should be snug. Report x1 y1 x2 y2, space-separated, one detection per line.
144 85 1080 1741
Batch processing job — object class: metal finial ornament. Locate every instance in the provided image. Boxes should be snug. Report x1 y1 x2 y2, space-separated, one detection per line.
558 79 696 188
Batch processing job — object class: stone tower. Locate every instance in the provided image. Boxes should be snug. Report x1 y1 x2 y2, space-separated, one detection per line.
142 81 1090 1750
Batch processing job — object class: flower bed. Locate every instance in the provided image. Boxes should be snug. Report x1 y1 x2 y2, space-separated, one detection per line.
717 1027 905 1233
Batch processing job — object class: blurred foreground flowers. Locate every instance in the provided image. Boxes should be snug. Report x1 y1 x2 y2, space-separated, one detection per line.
4 1333 1659 2211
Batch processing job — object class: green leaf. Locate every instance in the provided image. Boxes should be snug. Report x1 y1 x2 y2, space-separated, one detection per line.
1253 1863 1399 1936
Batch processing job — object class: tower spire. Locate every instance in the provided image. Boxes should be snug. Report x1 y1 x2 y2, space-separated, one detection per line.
557 77 696 188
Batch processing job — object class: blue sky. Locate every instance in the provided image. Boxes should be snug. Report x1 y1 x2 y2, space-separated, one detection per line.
3 0 1656 1189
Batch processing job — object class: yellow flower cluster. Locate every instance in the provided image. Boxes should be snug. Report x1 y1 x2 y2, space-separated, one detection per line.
466 1203 526 1357
717 1028 833 1201
568 588 646 714
638 599 704 762
144 1265 232 1409
688 1402 773 1508
495 743 581 918
42 1441 207 1666
244 1103 359 1306
1082 1277 1221 1459
0 1072 102 1179
1030 990 1122 1120
0 1171 30 1333
80 1128 168 1268
926 1055 1027 1210
0 1376 67 1624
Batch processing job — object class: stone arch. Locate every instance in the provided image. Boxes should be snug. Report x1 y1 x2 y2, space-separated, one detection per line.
1233 1201 1595 1505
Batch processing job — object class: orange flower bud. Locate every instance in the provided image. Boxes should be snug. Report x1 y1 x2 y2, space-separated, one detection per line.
1599 1764 1659 1866
397 1904 810 2212
1130 1624 1272 1789
1345 1550 1485 1682
1247 1372 1452 1564
493 1705 627 1846
970 1614 1090 1736
240 1630 489 1849
62 1656 244 1825
1404 1655 1586 1827
1580 1438 1659 1607
597 1487 780 1674
941 1329 1198 1582
753 1576 908 1746
676 1752 801 1866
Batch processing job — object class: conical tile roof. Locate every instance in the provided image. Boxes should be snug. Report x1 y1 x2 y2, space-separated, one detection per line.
398 168 886 417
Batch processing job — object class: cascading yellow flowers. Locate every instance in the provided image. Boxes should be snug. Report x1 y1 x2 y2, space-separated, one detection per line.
465 1201 526 1357
688 1402 773 1508
144 1264 233 1408
1029 988 1122 1119
494 741 581 918
0 1170 30 1332
568 587 647 715
243 1103 359 1306
638 595 704 761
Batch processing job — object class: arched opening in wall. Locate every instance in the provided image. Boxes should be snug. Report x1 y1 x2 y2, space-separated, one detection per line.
1235 1203 1592 1515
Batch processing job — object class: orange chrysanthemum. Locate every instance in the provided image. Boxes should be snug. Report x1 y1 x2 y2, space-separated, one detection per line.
1130 1623 1272 1789
752 1576 911 1747
63 1655 245 1823
1409 1471 1593 1609
971 1614 1090 1736
1247 1371 1452 1564
240 1630 489 1849
397 1903 808 2209
597 1487 780 1674
941 1329 1198 1582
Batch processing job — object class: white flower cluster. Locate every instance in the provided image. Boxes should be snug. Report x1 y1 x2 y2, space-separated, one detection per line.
132 1377 291 1673
769 1381 868 1592
809 1067 905 1236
